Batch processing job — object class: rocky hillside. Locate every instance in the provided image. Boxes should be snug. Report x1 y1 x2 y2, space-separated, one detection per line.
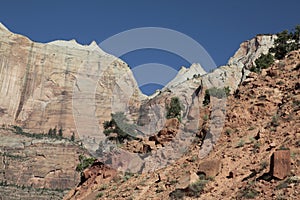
66 50 300 200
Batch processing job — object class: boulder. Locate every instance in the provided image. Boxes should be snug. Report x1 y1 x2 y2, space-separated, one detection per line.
176 171 199 189
197 160 221 178
270 150 291 179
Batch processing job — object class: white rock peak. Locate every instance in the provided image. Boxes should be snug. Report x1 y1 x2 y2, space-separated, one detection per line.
166 63 206 88
48 39 106 54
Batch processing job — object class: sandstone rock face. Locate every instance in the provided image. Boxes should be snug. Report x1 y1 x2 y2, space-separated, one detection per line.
271 150 291 180
0 128 85 199
0 23 144 152
200 34 276 92
228 34 276 69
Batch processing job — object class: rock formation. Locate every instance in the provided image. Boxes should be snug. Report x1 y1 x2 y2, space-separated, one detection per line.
0 22 144 152
0 127 86 199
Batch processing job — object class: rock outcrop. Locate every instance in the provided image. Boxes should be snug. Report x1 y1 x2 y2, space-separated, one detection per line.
0 127 86 199
271 150 291 180
64 161 117 200
0 22 144 152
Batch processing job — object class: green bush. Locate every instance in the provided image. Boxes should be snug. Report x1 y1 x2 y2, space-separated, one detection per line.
71 132 75 141
203 87 230 106
250 53 274 73
236 139 245 148
96 192 104 198
270 25 300 59
169 189 185 199
240 188 259 199
103 112 137 143
188 179 209 197
75 155 96 172
166 97 182 121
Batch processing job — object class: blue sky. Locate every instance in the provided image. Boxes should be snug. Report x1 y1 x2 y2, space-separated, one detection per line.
0 0 299 95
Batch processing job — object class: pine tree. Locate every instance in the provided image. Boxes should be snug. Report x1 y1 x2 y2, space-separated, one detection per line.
166 97 182 121
53 127 57 136
48 128 53 136
71 132 75 141
58 128 63 138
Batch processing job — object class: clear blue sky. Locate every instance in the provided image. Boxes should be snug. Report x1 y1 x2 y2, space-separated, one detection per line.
0 0 299 95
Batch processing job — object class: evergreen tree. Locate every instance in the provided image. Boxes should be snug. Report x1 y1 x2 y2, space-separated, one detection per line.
58 128 63 138
103 112 137 143
166 97 182 121
270 25 300 59
250 53 274 73
48 128 53 136
53 127 57 136
71 132 75 141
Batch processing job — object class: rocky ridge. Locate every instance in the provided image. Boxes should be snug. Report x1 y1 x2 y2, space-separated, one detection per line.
67 49 300 200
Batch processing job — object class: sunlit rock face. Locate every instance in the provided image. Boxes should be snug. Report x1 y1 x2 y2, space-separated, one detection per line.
0 23 144 151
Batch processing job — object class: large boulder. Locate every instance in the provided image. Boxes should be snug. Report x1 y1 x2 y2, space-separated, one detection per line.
197 159 221 178
270 150 291 179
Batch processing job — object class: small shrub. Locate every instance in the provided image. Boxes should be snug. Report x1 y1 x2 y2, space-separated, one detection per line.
239 181 259 199
188 179 209 197
241 188 259 199
123 172 135 182
169 189 185 199
76 155 96 172
203 87 230 106
203 89 210 106
250 53 274 73
71 132 75 141
103 112 137 143
293 100 300 108
291 152 297 159
191 155 198 162
236 140 245 148
58 128 63 138
99 184 108 191
166 97 182 121
203 114 209 121
96 192 103 198
252 141 260 153
271 114 279 127
225 128 232 136
169 180 178 185
276 80 285 85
